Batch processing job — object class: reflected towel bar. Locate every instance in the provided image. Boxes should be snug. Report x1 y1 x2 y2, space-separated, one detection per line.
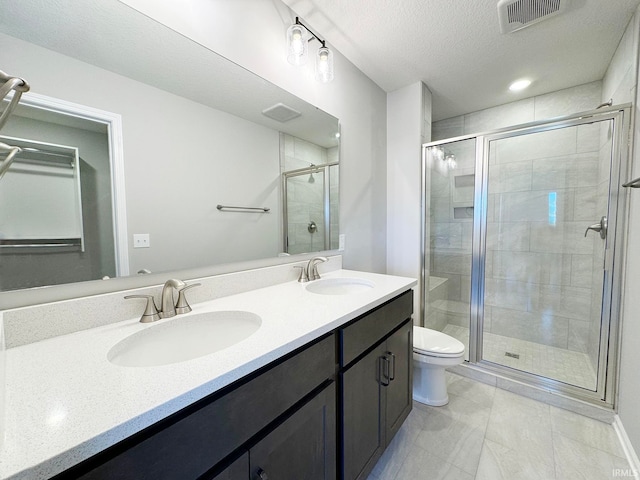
622 176 640 188
0 238 82 248
217 204 270 213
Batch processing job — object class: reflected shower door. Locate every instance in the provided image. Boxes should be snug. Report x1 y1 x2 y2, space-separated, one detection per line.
481 118 617 391
283 166 327 254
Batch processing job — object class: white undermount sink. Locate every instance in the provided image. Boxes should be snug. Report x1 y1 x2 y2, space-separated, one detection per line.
305 277 375 295
108 310 262 367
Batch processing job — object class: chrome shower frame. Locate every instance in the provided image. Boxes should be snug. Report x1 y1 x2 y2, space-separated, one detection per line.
282 162 338 254
421 104 632 408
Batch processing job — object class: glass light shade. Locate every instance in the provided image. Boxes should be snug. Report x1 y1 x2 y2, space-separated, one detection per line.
287 24 308 66
445 154 457 170
315 46 334 83
433 146 445 162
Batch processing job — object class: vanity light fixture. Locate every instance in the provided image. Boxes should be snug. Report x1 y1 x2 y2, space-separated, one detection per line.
432 146 456 170
509 79 532 92
286 22 308 66
287 17 334 83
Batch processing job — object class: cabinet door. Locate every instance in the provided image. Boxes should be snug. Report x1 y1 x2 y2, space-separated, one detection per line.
210 453 249 480
384 320 412 443
341 343 386 480
250 382 336 480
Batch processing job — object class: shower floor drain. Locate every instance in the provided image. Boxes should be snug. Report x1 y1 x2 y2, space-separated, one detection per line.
505 351 520 359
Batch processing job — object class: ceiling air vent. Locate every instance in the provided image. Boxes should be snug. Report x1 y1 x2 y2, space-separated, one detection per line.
498 0 569 33
261 103 301 123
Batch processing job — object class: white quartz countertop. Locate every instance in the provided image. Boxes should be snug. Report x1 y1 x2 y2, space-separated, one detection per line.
0 269 416 480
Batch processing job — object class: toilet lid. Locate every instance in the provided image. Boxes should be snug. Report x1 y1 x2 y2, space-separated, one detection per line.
413 326 465 357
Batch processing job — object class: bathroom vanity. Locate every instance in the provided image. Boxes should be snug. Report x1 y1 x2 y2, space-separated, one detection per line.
1 269 415 480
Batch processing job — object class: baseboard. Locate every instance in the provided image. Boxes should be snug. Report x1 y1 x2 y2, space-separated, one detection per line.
613 415 640 476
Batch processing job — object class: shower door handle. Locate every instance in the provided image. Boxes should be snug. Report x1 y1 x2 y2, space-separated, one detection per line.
584 216 607 240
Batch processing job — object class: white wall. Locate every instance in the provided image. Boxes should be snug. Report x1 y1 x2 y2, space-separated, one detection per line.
609 8 640 462
120 0 389 273
386 82 432 320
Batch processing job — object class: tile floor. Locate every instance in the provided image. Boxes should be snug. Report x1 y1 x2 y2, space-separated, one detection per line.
366 372 633 480
443 324 597 390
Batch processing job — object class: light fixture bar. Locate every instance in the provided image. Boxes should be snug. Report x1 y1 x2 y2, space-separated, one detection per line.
294 17 326 48
287 17 334 82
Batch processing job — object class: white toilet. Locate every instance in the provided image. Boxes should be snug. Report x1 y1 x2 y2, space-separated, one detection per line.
412 326 465 406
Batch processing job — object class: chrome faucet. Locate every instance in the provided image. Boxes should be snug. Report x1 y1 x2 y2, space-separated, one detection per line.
159 278 186 318
306 256 328 281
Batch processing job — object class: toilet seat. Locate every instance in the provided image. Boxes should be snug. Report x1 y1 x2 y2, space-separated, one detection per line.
412 326 465 406
413 326 465 358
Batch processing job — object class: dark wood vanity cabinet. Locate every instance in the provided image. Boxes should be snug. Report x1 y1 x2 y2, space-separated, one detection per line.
54 289 413 480
58 334 336 480
209 453 249 480
339 290 413 480
247 382 336 480
210 383 336 480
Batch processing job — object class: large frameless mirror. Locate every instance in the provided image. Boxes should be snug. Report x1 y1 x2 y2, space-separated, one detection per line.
0 0 340 296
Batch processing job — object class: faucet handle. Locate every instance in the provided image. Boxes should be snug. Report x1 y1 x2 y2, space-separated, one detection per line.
294 265 309 283
175 283 201 314
124 295 160 323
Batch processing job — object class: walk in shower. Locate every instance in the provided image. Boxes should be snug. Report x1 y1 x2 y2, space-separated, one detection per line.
422 104 630 406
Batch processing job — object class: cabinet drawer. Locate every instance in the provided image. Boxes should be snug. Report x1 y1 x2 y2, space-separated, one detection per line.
74 334 336 480
340 290 413 367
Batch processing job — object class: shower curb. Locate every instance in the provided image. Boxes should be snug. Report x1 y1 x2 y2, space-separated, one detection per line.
449 363 615 424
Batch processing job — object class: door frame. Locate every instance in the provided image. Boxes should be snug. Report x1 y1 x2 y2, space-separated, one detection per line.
16 91 129 277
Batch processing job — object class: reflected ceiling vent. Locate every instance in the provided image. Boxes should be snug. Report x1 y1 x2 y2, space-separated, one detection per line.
498 0 569 33
261 103 302 123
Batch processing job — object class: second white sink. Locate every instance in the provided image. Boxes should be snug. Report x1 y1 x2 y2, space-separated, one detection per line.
306 277 375 295
108 311 262 367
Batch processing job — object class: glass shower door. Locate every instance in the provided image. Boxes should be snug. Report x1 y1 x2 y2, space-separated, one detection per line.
479 117 618 392
424 138 477 361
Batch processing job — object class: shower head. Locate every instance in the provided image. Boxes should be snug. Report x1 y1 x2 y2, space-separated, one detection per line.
308 163 316 183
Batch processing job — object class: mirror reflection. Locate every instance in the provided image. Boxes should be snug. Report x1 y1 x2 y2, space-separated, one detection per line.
0 0 340 292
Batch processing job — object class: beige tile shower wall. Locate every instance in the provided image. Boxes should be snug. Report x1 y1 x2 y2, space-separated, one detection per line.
282 134 329 172
282 134 331 255
329 163 339 249
432 81 603 142
431 82 603 351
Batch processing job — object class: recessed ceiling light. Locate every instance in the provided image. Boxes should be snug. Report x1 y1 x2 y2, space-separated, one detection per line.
509 79 532 92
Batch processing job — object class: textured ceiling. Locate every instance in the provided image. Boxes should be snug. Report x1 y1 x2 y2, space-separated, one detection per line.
281 0 640 120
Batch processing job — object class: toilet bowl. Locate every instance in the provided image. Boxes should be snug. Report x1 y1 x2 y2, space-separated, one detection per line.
412 326 465 406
